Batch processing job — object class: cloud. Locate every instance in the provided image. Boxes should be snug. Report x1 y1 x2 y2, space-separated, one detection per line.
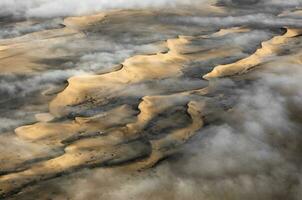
0 0 210 18
1 1 302 198
1 0 300 18
220 0 302 7
0 18 63 39
48 62 302 200
170 13 302 29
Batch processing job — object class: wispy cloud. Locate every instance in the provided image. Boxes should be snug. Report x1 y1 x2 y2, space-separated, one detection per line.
59 63 302 200
0 0 209 18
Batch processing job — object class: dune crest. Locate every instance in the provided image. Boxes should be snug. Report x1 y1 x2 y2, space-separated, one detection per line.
0 23 265 197
1 4 302 199
203 28 302 79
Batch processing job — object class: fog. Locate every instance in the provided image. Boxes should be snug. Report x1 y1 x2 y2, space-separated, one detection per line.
58 63 302 200
1 0 301 19
171 13 302 29
1 0 302 199
0 0 209 18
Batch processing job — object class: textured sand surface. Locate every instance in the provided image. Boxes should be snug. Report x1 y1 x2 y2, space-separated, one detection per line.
0 1 302 199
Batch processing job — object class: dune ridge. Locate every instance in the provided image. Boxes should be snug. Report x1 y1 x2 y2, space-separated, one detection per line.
203 28 302 79
1 7 302 199
0 23 259 197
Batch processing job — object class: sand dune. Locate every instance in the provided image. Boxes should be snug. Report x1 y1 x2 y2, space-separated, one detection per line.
203 28 302 79
0 20 261 197
1 5 302 199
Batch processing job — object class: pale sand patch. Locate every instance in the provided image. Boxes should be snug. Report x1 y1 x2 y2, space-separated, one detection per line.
35 113 55 122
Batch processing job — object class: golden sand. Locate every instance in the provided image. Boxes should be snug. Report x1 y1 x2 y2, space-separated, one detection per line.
0 8 301 198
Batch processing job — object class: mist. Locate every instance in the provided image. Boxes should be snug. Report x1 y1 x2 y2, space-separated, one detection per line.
1 0 302 199
0 0 209 18
56 62 302 200
170 13 302 29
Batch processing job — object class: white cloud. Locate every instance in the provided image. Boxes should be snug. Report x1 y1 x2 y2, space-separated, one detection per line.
0 0 209 18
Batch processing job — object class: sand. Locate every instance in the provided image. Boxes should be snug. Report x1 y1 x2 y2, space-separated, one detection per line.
0 5 301 199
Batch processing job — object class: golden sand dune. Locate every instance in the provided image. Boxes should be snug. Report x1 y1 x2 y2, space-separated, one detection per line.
1 5 302 198
63 13 107 29
0 89 208 197
203 28 302 79
0 21 256 197
49 27 252 117
0 27 83 73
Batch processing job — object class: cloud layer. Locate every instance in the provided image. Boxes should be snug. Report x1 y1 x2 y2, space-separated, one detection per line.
58 62 302 200
1 1 302 199
1 0 301 18
0 0 208 18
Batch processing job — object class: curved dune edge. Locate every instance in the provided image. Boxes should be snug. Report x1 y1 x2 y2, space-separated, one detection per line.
48 27 251 117
0 92 206 198
0 4 226 74
0 27 82 74
0 25 258 198
1 3 302 199
0 11 109 74
2 7 300 196
63 13 107 29
203 28 302 79
125 100 205 171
